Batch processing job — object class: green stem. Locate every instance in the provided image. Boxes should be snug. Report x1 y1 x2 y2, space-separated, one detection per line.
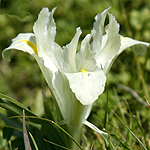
66 100 90 150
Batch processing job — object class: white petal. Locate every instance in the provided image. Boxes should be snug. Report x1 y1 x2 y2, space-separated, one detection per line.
33 7 62 72
65 69 106 105
34 55 54 90
33 7 57 56
103 57 116 75
2 33 36 61
119 36 149 55
2 33 55 97
84 120 116 143
76 34 97 72
103 37 150 74
96 13 121 69
101 34 108 50
41 54 58 72
62 28 82 73
52 70 92 123
91 7 110 54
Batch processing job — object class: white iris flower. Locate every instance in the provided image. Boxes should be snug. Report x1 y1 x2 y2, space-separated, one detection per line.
3 7 149 148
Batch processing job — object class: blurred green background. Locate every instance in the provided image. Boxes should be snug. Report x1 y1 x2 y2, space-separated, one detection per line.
0 0 150 149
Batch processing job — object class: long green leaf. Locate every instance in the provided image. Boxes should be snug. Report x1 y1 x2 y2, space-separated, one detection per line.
0 93 35 116
10 115 83 150
0 93 66 150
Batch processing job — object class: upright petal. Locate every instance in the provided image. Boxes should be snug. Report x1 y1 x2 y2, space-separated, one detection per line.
62 28 82 73
76 34 96 72
96 13 121 69
33 7 63 72
2 33 36 61
91 7 110 55
65 69 106 105
33 7 56 55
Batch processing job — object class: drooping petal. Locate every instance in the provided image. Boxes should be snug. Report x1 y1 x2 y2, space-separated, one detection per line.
52 70 92 125
91 7 110 55
84 120 116 143
119 36 149 55
103 37 150 74
2 33 36 61
96 13 121 69
53 70 93 145
65 69 106 105
53 70 93 146
76 34 97 72
2 33 55 91
61 28 82 73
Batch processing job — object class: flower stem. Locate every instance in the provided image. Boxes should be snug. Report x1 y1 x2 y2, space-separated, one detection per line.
66 100 90 150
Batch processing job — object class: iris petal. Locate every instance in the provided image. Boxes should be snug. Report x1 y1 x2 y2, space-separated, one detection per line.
76 34 97 72
96 13 121 69
62 28 82 73
3 33 36 61
65 69 106 105
119 36 149 55
91 7 110 55
19 40 38 55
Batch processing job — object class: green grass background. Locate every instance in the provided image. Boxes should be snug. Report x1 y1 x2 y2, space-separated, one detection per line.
0 0 150 149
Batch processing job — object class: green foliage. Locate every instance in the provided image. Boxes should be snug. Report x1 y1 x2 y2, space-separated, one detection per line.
0 93 67 150
0 0 150 149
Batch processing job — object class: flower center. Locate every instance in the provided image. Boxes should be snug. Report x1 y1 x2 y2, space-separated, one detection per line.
20 40 38 55
81 69 86 75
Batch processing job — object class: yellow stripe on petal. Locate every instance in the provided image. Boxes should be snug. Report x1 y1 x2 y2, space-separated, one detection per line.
20 40 38 55
81 69 86 75
121 37 125 41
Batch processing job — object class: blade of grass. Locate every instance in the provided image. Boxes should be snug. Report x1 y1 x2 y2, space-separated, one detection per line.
123 98 132 146
133 115 149 149
44 139 71 150
112 109 148 150
108 135 116 150
23 110 32 150
29 132 39 150
110 134 130 150
104 83 108 129
104 83 109 149
133 115 144 135
113 88 127 123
